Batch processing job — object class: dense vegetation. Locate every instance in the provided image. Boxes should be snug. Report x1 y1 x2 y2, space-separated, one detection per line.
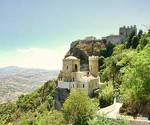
0 80 60 125
99 30 150 116
88 115 130 125
99 81 114 107
0 81 129 125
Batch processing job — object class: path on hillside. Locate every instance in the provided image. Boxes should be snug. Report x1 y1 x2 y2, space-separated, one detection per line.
106 102 122 118
97 102 122 118
97 101 150 125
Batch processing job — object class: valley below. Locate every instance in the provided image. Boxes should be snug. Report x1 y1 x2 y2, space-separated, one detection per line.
0 66 59 103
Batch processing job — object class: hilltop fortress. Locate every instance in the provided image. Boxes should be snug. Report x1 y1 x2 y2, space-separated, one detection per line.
102 25 137 44
70 25 137 47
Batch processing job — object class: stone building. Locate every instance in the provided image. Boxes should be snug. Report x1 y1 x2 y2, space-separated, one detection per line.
57 56 101 96
102 25 137 44
119 25 137 37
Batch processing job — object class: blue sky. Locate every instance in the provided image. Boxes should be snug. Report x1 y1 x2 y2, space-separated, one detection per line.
0 0 150 69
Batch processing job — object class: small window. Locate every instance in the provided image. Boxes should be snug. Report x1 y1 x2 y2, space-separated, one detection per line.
83 84 85 88
73 84 74 88
75 64 78 72
67 66 68 70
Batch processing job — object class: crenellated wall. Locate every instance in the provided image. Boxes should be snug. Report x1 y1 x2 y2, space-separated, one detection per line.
103 25 137 44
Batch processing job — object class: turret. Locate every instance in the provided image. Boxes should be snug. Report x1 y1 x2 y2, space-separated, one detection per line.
89 56 99 77
63 56 80 72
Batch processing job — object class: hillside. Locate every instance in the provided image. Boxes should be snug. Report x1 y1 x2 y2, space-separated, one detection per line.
0 80 61 125
0 66 59 103
0 30 150 125
0 80 129 125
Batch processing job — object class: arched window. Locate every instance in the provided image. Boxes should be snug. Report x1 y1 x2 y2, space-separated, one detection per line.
83 84 85 88
75 64 78 72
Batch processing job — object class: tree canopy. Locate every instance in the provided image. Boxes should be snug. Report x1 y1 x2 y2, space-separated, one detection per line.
63 89 97 125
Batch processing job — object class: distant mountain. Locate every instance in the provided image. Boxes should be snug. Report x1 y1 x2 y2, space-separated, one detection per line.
0 66 59 103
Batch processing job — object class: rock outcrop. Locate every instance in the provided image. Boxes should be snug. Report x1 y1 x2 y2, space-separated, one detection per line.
54 88 70 110
65 38 107 70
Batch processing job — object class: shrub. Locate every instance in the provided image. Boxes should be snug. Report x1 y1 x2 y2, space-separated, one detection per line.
63 89 97 125
88 115 130 125
99 82 114 107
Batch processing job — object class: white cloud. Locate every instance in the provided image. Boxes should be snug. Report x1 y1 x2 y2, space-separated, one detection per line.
0 46 69 70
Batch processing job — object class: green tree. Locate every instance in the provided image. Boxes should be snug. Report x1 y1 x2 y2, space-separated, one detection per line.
0 103 17 125
106 42 115 57
126 30 136 48
99 81 114 107
131 35 139 49
148 29 150 34
100 48 107 58
120 40 150 115
63 90 97 125
120 64 150 103
34 110 66 125
137 33 149 51
113 44 125 55
88 115 130 125
138 29 143 39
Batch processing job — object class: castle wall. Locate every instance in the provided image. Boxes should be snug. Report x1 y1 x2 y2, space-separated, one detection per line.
102 35 124 44
77 81 88 89
75 71 88 82
58 81 76 89
88 77 100 95
62 72 76 82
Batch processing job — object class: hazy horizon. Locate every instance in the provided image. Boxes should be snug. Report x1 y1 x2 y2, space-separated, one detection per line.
0 0 150 70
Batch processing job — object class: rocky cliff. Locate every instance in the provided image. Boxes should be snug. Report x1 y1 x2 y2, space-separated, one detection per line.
65 37 114 70
66 39 105 60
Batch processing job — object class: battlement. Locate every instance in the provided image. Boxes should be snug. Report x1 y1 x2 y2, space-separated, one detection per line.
121 25 136 29
89 56 99 61
119 25 137 36
102 25 137 44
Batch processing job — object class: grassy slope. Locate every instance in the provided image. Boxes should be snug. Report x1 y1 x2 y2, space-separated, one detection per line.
0 80 57 125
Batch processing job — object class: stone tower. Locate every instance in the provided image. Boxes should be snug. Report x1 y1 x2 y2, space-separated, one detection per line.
63 56 80 72
89 56 99 77
119 25 137 37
